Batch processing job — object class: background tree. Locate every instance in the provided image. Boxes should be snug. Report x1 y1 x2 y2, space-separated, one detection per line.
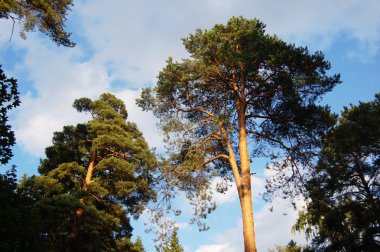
294 93 380 251
0 0 75 47
132 236 146 252
0 65 20 164
162 227 184 252
137 16 340 252
18 93 157 251
268 240 306 252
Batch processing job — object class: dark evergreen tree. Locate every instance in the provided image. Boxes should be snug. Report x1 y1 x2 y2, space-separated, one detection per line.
294 94 380 251
0 167 21 251
0 167 48 251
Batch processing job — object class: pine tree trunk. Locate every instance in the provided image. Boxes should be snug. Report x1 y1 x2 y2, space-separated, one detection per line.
236 91 257 252
239 177 257 252
66 150 97 251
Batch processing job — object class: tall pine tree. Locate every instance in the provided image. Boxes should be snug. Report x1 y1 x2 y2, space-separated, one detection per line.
138 17 339 251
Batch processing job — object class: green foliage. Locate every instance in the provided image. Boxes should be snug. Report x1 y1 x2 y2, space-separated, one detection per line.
294 94 380 251
162 228 184 252
133 236 147 252
14 93 157 251
137 16 339 225
0 0 75 47
0 65 20 164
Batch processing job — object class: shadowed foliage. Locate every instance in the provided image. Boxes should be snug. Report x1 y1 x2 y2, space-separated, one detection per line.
0 65 20 164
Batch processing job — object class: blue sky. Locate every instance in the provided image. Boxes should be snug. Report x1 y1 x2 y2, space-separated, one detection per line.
1 0 379 251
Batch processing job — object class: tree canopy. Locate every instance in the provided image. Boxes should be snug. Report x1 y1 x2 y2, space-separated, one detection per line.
137 16 340 251
0 65 20 164
0 0 75 47
294 93 380 251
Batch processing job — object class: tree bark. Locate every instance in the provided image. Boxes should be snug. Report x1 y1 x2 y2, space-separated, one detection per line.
66 206 84 251
237 129 257 252
239 181 257 252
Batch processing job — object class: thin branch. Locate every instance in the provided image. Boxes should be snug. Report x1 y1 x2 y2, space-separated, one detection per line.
9 16 15 42
5 14 21 42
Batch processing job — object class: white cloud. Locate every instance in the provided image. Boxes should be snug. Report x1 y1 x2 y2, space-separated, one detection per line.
68 0 380 101
255 197 307 251
11 38 109 156
76 0 380 77
195 243 232 252
2 0 379 159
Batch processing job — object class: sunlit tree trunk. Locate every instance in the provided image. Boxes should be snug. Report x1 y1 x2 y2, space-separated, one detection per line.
239 184 256 252
237 91 257 252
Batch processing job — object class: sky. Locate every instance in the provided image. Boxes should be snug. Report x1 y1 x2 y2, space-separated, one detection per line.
1 0 379 251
